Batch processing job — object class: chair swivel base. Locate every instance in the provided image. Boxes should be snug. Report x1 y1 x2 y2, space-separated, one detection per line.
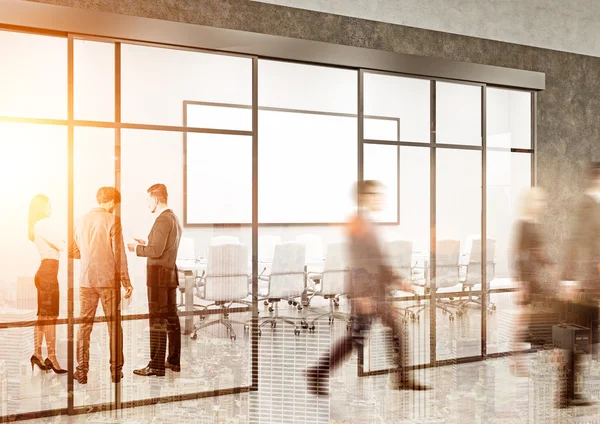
304 312 351 332
190 316 245 341
406 300 461 321
256 316 301 336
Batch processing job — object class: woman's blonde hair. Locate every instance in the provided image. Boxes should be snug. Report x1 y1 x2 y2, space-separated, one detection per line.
28 194 50 242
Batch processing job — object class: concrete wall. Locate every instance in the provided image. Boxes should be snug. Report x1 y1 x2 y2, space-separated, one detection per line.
254 0 600 58
24 0 600 260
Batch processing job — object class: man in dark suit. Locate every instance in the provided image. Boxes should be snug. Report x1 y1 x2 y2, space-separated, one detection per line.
306 180 428 396
128 184 182 377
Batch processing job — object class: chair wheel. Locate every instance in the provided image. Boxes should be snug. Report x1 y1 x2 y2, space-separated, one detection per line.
492 305 497 311
294 329 300 336
271 321 276 328
264 300 269 306
333 300 339 307
456 310 464 317
449 316 454 322
309 325 316 332
292 301 298 306
288 300 293 305
346 323 352 331
190 332 198 340
258 330 262 337
297 305 303 311
231 335 236 341
301 321 308 329
244 325 249 332
268 306 274 313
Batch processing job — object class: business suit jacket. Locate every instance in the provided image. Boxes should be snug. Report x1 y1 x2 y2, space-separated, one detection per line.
136 209 182 288
564 194 600 297
514 219 550 292
70 208 132 289
346 211 393 302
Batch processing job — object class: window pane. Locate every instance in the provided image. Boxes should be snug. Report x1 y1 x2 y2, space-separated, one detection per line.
364 73 430 142
436 148 482 360
74 40 115 122
258 111 356 223
0 124 68 415
364 117 399 141
398 146 430 367
121 44 252 128
363 144 398 223
258 61 357 224
0 31 67 119
186 134 252 224
487 88 531 149
121 129 184 316
259 60 357 114
120 129 252 399
186 103 252 132
436 82 481 146
73 127 115 318
486 151 531 354
0 324 68 415
0 124 68 322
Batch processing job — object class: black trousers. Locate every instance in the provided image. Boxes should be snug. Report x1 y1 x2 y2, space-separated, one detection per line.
147 286 181 370
319 302 406 381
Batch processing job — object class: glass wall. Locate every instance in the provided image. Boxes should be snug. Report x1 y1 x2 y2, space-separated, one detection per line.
486 88 533 354
0 27 535 419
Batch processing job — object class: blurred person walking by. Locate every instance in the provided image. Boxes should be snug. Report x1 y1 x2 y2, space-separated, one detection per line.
305 180 429 396
559 162 600 405
513 186 553 305
70 187 133 384
28 194 67 374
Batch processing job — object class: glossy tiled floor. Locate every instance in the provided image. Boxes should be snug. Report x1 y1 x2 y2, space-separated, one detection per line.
11 291 600 423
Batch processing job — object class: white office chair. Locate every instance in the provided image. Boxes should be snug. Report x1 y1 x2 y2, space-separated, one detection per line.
176 236 204 333
306 242 351 331
384 240 420 320
191 243 249 341
295 234 325 307
295 234 325 262
456 237 496 314
258 242 306 336
210 236 240 246
408 240 462 321
258 235 281 263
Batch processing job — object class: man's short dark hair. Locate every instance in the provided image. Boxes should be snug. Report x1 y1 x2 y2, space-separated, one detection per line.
355 180 383 205
587 162 600 182
147 183 168 204
96 187 121 205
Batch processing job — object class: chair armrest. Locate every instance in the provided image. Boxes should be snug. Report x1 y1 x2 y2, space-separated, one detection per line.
307 272 323 281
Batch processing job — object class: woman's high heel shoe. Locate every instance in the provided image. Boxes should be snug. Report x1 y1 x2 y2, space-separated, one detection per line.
30 355 47 372
44 358 67 374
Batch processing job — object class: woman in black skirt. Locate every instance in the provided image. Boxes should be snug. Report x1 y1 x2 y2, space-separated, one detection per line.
28 195 66 374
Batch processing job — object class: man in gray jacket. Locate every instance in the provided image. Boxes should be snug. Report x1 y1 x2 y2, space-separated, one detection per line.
128 184 182 377
70 187 133 384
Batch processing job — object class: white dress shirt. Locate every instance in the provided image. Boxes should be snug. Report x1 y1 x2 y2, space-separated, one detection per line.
34 218 65 260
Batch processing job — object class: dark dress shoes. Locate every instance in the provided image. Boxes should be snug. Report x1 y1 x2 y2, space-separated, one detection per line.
304 367 329 397
73 370 87 384
165 362 181 372
112 371 124 383
133 366 165 377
